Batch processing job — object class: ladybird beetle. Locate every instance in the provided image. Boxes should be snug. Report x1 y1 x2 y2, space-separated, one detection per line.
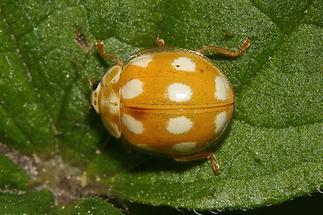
92 37 250 174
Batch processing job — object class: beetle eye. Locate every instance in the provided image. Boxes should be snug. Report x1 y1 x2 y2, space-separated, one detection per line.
91 80 100 91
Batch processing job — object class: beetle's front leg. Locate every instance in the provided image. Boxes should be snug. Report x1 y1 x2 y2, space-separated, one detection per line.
198 37 251 58
95 40 123 66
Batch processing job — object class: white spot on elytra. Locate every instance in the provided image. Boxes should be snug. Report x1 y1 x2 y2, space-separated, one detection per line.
167 116 193 134
167 83 192 102
215 76 228 100
122 114 144 134
215 111 227 134
131 54 152 67
171 57 196 72
121 79 143 99
172 141 197 153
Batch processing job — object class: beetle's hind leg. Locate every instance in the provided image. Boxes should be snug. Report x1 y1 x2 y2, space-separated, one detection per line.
173 152 220 175
95 40 123 66
198 37 251 58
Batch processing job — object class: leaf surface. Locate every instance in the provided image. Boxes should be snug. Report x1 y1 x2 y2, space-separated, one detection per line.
0 0 322 210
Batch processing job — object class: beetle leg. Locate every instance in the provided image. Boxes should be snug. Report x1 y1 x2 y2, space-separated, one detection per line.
197 37 251 58
95 40 123 66
155 35 165 47
173 152 220 175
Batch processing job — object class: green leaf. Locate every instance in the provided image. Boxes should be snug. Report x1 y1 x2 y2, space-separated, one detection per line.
0 0 322 212
0 190 124 214
0 190 54 214
53 198 124 215
0 154 29 189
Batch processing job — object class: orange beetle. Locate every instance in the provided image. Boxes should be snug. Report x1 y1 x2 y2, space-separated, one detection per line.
92 37 250 174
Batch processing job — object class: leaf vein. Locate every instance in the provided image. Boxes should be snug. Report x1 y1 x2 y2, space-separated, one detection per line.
0 7 57 137
235 0 315 95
